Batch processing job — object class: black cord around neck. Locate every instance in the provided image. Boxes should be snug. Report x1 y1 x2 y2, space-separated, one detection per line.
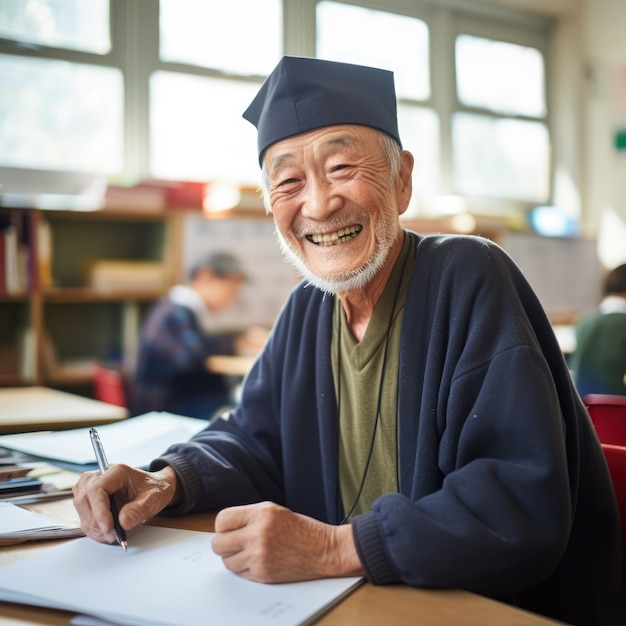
337 246 410 524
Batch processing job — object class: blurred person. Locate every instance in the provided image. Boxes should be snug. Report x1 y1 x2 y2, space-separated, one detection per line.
571 263 626 397
132 251 266 419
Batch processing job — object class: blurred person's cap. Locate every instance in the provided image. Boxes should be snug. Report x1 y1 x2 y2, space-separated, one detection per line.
192 252 249 282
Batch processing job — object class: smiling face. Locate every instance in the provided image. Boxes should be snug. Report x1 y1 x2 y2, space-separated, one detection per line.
263 125 413 295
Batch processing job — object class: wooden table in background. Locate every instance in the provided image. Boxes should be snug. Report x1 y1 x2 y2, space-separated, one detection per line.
0 499 564 626
206 354 257 377
0 386 128 433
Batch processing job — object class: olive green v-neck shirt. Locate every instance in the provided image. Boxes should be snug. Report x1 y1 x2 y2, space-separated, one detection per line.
332 234 415 520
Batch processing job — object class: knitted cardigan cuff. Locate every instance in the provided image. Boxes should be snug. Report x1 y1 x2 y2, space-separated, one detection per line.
352 511 395 584
148 453 203 516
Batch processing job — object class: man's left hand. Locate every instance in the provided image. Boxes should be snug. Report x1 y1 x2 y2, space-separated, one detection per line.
212 501 364 583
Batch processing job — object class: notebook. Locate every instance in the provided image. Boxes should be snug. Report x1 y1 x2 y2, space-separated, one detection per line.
0 524 363 626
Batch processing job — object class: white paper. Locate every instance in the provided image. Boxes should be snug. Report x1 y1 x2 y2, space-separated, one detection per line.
0 525 362 626
0 412 208 467
0 502 63 533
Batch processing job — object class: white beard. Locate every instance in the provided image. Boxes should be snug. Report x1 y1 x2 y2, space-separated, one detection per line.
273 208 398 295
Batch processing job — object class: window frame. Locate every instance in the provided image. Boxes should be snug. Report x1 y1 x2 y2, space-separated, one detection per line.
448 12 552 206
0 0 555 214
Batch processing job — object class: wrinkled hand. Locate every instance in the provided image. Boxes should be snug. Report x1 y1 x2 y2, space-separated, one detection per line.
72 464 179 545
211 501 364 583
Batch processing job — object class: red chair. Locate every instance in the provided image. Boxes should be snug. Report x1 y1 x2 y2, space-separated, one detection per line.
92 364 127 408
583 394 626 445
601 443 626 559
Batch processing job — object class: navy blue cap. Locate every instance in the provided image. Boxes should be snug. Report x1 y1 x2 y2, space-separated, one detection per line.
243 56 401 165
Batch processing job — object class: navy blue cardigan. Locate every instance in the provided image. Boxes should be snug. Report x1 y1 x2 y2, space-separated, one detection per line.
153 233 624 625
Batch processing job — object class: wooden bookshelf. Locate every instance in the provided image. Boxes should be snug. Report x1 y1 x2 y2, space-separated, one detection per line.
0 207 182 388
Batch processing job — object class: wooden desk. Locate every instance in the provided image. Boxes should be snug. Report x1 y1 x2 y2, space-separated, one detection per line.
206 354 256 377
0 500 563 626
0 386 128 433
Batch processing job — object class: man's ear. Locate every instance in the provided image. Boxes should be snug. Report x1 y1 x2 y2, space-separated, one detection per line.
397 150 414 216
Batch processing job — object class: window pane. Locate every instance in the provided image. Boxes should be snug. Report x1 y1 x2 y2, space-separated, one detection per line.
159 0 281 76
150 72 260 185
0 54 123 173
397 105 440 214
317 1 429 101
0 0 110 54
456 34 545 117
452 113 549 202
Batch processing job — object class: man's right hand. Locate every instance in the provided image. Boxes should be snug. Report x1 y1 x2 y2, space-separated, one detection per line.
72 464 180 545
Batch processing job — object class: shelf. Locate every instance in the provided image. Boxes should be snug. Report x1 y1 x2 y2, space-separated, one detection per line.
40 208 169 222
0 373 28 386
0 205 181 389
0 292 31 302
43 288 166 303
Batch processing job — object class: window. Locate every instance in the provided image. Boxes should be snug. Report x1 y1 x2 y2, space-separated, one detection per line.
0 0 110 54
316 1 430 101
0 0 553 213
316 1 438 213
315 1 551 211
456 34 545 117
159 0 281 76
452 114 549 201
0 0 120 179
453 33 548 202
0 54 123 174
150 72 259 184
151 0 282 186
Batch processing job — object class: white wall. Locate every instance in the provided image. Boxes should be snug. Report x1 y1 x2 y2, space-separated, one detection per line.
581 0 626 268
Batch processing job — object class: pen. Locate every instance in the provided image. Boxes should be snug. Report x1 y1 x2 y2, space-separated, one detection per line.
89 427 128 551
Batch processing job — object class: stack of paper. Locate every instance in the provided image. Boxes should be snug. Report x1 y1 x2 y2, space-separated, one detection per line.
0 502 84 545
0 411 208 471
0 524 362 625
0 464 42 499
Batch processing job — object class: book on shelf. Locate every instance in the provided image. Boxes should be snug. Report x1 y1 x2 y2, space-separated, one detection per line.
37 216 52 289
81 259 165 290
0 210 36 294
0 224 5 294
103 183 166 213
3 222 19 293
17 327 36 382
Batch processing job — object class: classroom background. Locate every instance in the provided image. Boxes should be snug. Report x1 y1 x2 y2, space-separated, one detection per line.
0 0 625 399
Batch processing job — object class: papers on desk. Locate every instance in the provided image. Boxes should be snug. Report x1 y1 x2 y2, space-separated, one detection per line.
0 411 208 470
0 524 363 626
0 502 84 545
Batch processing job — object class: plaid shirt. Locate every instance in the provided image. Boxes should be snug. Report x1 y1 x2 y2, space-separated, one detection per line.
131 297 237 419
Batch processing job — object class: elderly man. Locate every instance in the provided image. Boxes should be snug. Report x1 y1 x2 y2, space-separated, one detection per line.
73 57 624 625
